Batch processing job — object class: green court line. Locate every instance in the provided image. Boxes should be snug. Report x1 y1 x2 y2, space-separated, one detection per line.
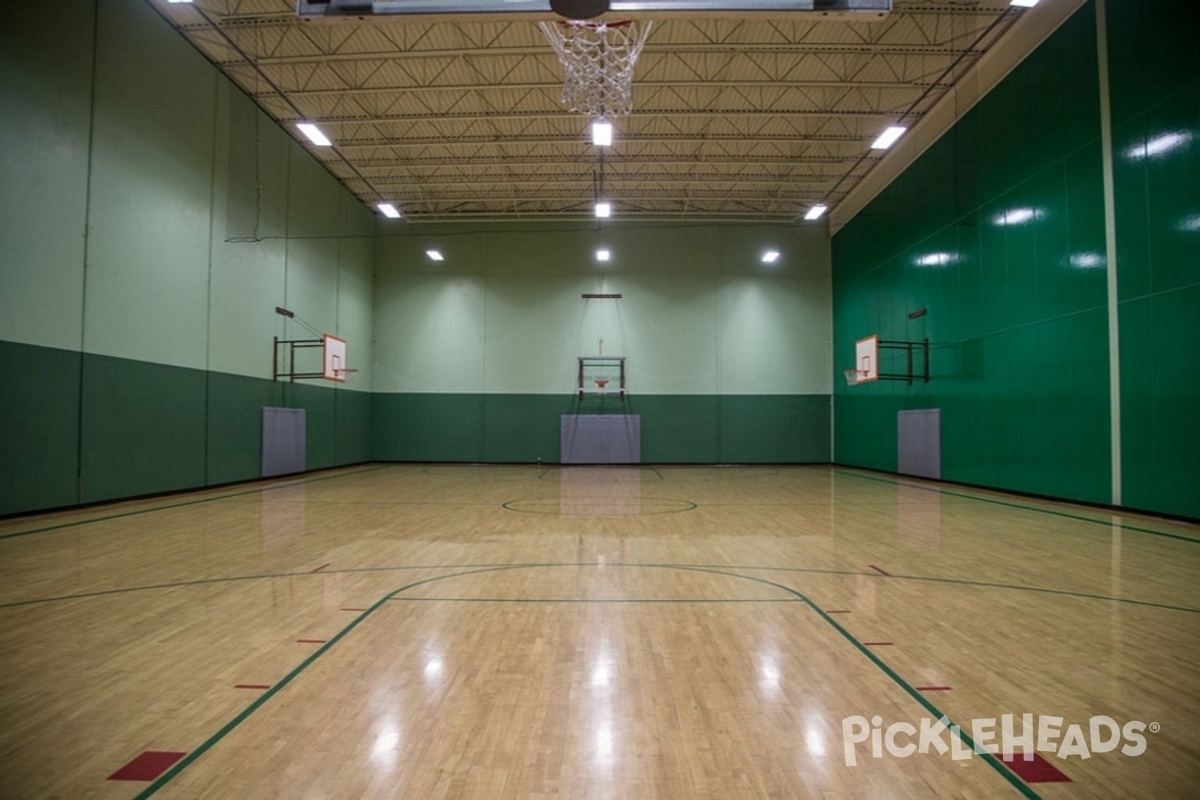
667 565 1042 800
132 564 533 800
0 465 388 542
4 562 1196 615
388 597 803 603
700 564 1200 615
501 498 698 514
129 563 1040 799
835 469 1200 545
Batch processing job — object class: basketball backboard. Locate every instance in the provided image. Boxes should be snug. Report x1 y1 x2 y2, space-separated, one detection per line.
855 335 879 383
323 334 348 382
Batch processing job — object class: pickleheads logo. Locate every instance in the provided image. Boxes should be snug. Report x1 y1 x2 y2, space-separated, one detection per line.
841 714 1158 767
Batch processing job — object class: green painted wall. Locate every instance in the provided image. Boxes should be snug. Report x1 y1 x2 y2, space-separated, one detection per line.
832 1 1199 519
1106 0 1200 519
0 0 373 516
371 222 832 463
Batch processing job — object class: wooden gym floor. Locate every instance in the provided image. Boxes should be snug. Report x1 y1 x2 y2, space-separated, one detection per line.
0 464 1197 799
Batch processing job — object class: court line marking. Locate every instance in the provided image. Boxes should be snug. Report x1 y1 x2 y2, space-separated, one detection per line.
501 497 699 515
130 564 1041 800
0 465 388 542
835 469 1200 544
2 562 1197 615
388 597 804 603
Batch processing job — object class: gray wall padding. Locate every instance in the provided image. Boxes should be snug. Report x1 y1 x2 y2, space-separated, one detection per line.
561 415 641 464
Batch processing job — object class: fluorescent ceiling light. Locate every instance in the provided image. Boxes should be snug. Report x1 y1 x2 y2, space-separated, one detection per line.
167 0 194 4
596 249 611 262
871 125 907 150
296 122 332 147
995 207 1037 226
595 201 612 219
761 250 781 264
592 120 613 147
804 204 828 221
1180 214 1200 233
377 203 401 219
425 249 444 261
1010 0 1039 7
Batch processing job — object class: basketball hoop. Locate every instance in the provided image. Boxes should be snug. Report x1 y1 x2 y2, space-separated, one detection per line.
843 368 867 386
594 378 610 395
538 19 653 119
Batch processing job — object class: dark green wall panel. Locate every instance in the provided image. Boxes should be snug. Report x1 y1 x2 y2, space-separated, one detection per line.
372 394 486 462
483 395 569 463
335 389 373 466
79 353 208 504
718 396 830 463
631 396 720 463
831 5 1114 508
206 372 282 486
832 1 1197 518
372 393 829 464
0 342 82 515
1108 0 1200 519
0 340 365 516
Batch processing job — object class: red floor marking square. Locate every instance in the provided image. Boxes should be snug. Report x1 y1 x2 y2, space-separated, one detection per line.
995 752 1072 783
108 751 187 781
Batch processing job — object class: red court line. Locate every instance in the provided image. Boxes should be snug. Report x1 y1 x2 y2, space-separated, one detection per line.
915 685 952 691
825 610 851 614
996 752 1072 783
311 563 330 573
296 639 328 644
863 642 893 646
109 751 187 781
868 564 890 576
234 684 271 690
341 607 367 612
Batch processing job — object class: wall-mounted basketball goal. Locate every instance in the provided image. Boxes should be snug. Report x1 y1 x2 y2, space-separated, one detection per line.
273 333 355 382
578 356 626 398
844 334 929 385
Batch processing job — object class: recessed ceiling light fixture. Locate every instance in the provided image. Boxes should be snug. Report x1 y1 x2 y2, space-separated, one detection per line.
296 122 332 147
596 248 611 262
592 120 613 147
425 249 444 262
377 203 401 219
761 250 781 264
595 201 612 218
871 125 908 150
805 204 828 221
1010 0 1039 8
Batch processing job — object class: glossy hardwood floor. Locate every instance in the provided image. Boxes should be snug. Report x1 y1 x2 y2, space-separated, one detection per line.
0 464 1197 799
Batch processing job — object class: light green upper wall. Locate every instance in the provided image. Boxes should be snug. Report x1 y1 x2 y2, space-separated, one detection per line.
0 0 374 388
372 222 831 395
0 1 93 351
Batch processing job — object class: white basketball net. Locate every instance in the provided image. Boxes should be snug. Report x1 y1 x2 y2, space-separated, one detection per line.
538 20 653 118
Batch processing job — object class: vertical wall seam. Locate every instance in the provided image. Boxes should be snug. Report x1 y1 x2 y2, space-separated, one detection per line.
204 72 220 486
76 0 102 504
1095 0 1122 506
